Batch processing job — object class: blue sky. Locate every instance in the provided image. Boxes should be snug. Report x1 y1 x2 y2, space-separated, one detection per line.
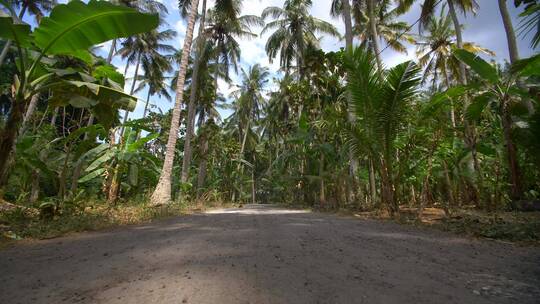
55 0 539 120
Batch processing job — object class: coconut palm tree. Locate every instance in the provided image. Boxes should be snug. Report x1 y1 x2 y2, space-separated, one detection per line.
355 0 415 59
151 0 200 205
498 0 520 63
180 4 262 185
344 46 421 215
416 8 493 127
331 0 354 49
117 29 177 123
261 0 340 78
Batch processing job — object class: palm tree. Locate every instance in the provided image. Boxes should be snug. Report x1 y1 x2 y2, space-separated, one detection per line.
0 0 57 66
180 3 262 185
261 0 340 78
355 0 415 63
331 0 354 49
118 29 177 124
229 64 269 203
344 46 421 215
498 0 520 63
416 9 493 127
151 0 200 205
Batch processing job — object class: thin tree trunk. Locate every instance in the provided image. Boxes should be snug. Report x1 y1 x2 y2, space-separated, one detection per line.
19 94 40 135
498 0 520 63
181 0 207 184
501 100 523 200
448 0 483 200
107 39 117 64
251 156 256 204
342 0 353 49
442 160 454 216
0 97 25 187
367 0 383 71
369 158 377 207
121 52 142 127
142 89 152 119
196 134 209 199
151 0 201 205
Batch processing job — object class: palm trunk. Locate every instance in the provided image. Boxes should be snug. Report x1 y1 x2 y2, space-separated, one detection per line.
251 156 256 204
181 0 207 184
121 52 141 127
369 158 377 207
0 96 25 186
501 100 523 200
498 0 520 63
196 134 209 199
448 0 483 200
20 94 40 135
0 5 27 66
142 89 152 119
151 0 201 205
367 0 383 71
342 0 353 49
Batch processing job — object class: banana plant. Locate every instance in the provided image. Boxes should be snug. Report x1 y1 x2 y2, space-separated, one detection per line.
78 123 160 203
0 0 159 187
428 49 540 201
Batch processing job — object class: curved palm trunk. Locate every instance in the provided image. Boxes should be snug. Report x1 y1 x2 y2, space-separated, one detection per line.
447 0 483 200
367 0 383 71
181 0 207 184
498 0 519 63
151 0 201 205
342 0 353 50
502 99 523 200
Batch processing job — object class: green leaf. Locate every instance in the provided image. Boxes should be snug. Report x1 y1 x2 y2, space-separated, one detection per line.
511 54 540 77
93 65 125 87
466 93 492 121
127 133 159 153
33 0 159 57
454 49 499 84
85 149 116 173
79 168 106 183
0 16 31 48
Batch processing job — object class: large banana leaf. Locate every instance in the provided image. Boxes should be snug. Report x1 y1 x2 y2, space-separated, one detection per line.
33 0 159 56
454 49 499 84
0 14 31 48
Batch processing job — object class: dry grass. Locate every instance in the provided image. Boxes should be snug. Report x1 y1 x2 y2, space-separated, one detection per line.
0 199 237 245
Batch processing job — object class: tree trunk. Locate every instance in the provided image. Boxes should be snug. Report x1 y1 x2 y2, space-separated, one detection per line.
448 0 483 200
501 100 523 200
19 93 40 135
367 0 383 71
0 97 25 186
142 89 152 119
368 158 377 207
342 0 353 49
196 134 209 199
121 52 141 127
151 0 201 205
498 0 520 63
181 0 207 184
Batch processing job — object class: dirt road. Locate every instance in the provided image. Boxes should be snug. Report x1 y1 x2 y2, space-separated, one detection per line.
1 204 539 303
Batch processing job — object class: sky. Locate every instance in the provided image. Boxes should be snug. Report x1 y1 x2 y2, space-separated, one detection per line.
60 0 539 120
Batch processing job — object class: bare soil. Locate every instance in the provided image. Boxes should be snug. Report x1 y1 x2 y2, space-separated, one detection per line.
1 204 539 304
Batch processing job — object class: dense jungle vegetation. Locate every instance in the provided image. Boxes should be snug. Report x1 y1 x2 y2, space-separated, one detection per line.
0 0 539 240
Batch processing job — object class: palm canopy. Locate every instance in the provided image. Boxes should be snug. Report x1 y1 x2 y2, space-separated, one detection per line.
352 0 415 54
202 4 263 77
415 0 479 32
118 29 177 71
261 0 340 74
415 7 494 86
232 64 270 124
4 0 57 22
343 46 421 162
